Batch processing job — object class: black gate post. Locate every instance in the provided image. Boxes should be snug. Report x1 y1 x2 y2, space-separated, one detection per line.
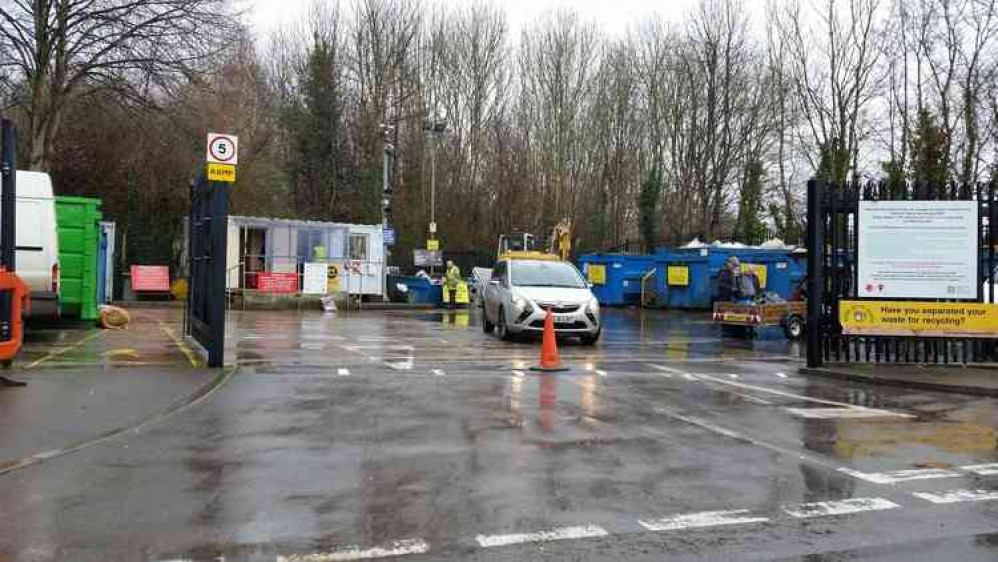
187 176 228 368
806 179 824 368
207 180 228 368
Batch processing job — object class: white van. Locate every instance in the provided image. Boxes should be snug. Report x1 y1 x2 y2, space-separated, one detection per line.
1 171 60 317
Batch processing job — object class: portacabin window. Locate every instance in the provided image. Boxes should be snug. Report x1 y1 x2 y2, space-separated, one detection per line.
349 234 368 261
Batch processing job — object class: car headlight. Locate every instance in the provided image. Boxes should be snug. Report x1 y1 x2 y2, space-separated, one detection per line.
587 297 600 314
512 294 534 314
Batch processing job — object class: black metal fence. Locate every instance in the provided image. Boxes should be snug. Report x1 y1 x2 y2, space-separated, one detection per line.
806 179 998 367
185 176 229 368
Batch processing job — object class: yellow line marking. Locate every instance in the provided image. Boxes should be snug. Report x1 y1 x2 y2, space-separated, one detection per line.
157 320 203 368
25 330 104 369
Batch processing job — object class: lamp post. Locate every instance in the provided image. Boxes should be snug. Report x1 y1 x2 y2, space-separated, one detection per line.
380 123 395 302
424 121 447 243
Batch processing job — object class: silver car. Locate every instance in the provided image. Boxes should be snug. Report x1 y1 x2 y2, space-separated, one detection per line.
482 259 601 345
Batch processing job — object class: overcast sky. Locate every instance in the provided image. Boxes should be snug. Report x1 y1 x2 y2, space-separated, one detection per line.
247 0 705 39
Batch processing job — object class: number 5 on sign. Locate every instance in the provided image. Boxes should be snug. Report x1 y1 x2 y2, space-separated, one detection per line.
206 133 238 165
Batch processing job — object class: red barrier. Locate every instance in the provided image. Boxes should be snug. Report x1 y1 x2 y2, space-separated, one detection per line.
131 265 171 292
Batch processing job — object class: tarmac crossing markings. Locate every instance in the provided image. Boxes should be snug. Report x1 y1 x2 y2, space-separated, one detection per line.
476 524 609 548
961 463 998 476
337 368 350 377
276 538 430 561
913 489 998 504
782 497 899 518
432 368 445 377
838 467 962 484
638 510 769 531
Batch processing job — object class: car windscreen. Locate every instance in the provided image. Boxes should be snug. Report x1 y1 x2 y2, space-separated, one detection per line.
510 261 586 288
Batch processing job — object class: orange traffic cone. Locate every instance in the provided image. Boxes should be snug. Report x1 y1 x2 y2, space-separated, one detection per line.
531 308 569 372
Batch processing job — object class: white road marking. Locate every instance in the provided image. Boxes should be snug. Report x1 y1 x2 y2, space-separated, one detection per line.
728 374 739 379
690 372 912 418
656 409 746 440
838 467 962 484
511 370 525 377
961 463 998 476
682 373 698 381
337 368 350 377
638 510 768 531
786 407 910 419
276 538 429 561
776 372 789 378
733 392 772 405
476 524 609 548
913 489 998 504
783 497 898 518
647 364 682 377
595 370 608 377
432 368 445 377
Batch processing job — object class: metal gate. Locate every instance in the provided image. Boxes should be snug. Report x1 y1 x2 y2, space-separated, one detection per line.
806 179 998 367
185 176 228 368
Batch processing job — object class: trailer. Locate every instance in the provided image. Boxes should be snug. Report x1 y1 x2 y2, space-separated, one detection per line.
712 300 807 340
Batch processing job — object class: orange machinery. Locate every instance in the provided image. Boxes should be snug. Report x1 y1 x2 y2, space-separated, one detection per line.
1 117 28 378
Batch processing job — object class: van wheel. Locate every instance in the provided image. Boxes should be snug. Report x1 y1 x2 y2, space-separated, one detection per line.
497 307 513 341
483 310 495 333
784 314 805 340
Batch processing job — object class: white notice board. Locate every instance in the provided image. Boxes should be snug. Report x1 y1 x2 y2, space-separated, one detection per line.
303 262 329 294
858 200 978 299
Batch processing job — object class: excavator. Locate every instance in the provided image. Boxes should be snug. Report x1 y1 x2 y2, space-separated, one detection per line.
472 220 574 307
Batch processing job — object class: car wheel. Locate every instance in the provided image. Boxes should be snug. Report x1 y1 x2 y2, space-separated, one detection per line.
482 309 495 333
784 314 805 340
580 330 601 346
497 307 513 341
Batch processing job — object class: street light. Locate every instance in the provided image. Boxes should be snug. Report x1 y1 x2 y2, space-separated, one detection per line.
423 121 447 240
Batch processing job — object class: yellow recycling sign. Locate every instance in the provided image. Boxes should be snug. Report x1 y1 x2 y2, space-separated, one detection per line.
587 264 606 285
667 266 689 286
207 163 236 183
841 300 998 338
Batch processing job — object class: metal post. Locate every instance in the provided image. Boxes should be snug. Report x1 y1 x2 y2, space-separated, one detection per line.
382 144 389 302
430 140 436 231
806 179 824 368
1 120 15 271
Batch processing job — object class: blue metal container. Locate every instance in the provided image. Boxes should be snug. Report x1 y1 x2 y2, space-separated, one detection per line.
578 254 657 306
582 245 805 309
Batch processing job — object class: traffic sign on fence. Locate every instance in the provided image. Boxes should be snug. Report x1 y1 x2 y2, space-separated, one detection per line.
206 133 238 165
383 227 396 246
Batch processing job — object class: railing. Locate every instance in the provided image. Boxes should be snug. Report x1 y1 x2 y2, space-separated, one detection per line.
227 254 383 311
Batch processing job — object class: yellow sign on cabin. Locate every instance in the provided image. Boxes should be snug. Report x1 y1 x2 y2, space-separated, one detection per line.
667 266 690 286
427 239 440 251
841 301 998 338
207 163 236 183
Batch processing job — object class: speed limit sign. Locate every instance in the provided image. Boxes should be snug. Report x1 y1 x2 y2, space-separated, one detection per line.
206 132 238 165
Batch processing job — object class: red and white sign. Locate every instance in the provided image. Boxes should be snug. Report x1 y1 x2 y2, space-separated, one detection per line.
206 132 238 165
130 265 171 292
257 272 298 293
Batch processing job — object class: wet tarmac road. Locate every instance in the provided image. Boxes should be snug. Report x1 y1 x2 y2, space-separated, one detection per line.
2 308 998 561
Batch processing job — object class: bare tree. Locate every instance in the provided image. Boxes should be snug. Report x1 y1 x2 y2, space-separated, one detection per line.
0 0 237 170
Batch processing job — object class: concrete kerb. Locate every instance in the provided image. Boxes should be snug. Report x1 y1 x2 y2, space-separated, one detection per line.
799 366 998 398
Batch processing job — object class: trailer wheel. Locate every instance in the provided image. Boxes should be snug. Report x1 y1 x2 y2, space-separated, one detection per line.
784 314 805 341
